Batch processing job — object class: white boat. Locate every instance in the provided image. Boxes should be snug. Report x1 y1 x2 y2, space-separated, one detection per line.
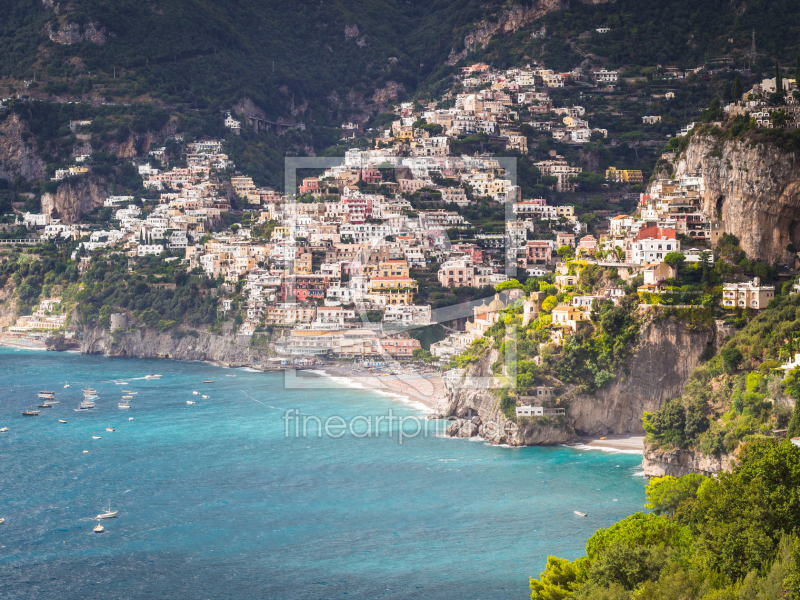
64 381 70 388
145 374 162 380
93 523 104 533
38 390 55 400
226 374 236 377
92 435 102 440
192 391 200 395
187 400 195 405
574 511 587 517
116 382 129 385
96 500 118 520
106 427 115 432
128 417 134 421
201 395 209 399
0 427 8 433
83 450 89 454
119 395 132 409
0 518 4 524
58 420 67 424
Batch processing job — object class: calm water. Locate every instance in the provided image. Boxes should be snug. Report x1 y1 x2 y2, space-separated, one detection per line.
0 348 646 599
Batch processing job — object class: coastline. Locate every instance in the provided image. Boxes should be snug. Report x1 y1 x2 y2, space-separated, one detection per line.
567 434 646 454
308 364 444 413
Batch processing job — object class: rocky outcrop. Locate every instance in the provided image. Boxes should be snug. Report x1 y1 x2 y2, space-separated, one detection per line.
0 113 46 181
41 176 109 223
78 326 277 368
45 21 108 45
674 135 800 264
438 316 714 447
435 348 579 446
568 317 715 436
446 0 614 65
642 444 735 477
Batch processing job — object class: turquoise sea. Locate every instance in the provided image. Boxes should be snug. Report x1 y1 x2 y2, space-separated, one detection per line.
0 348 646 599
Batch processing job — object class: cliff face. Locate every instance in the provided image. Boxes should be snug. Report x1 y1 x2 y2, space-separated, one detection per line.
446 0 615 65
0 113 46 181
439 316 714 446
642 445 735 477
439 348 577 446
568 317 715 436
76 327 276 368
675 135 800 264
41 176 109 223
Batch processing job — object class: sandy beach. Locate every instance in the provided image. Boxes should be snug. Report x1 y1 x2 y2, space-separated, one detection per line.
311 363 444 411
573 434 645 453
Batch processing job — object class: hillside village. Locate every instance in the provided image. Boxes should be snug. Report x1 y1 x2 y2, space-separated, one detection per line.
3 60 799 421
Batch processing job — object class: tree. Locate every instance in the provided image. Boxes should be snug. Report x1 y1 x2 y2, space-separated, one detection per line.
721 347 743 373
776 62 784 97
663 251 685 270
722 81 732 102
557 245 574 260
496 279 523 292
645 474 705 517
733 76 743 100
530 556 584 600
796 48 800 93
541 296 558 313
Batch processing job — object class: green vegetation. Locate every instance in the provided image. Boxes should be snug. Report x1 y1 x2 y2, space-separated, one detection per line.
531 439 800 599
644 289 800 456
0 246 229 333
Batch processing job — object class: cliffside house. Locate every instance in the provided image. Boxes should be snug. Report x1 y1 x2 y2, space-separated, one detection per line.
722 277 775 310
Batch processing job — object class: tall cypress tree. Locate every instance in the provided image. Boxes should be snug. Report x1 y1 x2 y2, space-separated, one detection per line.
722 81 732 102
776 62 783 96
733 76 743 100
796 47 800 91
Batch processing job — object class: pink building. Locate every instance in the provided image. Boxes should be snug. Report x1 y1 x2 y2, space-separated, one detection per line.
525 241 552 264
299 177 319 195
577 235 598 254
452 244 483 265
361 168 383 184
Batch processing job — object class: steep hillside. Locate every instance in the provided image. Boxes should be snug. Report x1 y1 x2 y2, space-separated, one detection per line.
4 0 800 121
673 134 800 265
440 314 715 445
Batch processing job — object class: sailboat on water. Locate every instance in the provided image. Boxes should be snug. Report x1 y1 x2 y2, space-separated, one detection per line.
96 500 118 519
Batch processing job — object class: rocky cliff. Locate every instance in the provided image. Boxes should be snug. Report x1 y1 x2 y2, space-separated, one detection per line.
439 348 578 446
0 113 46 181
568 317 715 436
41 176 109 223
69 326 277 368
439 316 715 447
641 445 735 477
447 0 614 65
674 135 800 264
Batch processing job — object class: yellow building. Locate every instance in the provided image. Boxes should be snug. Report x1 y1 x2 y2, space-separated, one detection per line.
605 167 644 184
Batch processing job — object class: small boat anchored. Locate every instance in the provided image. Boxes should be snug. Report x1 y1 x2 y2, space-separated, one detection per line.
144 374 162 380
64 381 70 388
186 400 195 405
192 391 200 395
92 435 102 440
22 410 40 416
574 511 587 517
202 381 214 384
96 500 118 520
38 390 55 400
0 427 9 433
106 427 115 432
59 420 67 424
201 395 209 399
93 523 104 533
119 396 132 409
